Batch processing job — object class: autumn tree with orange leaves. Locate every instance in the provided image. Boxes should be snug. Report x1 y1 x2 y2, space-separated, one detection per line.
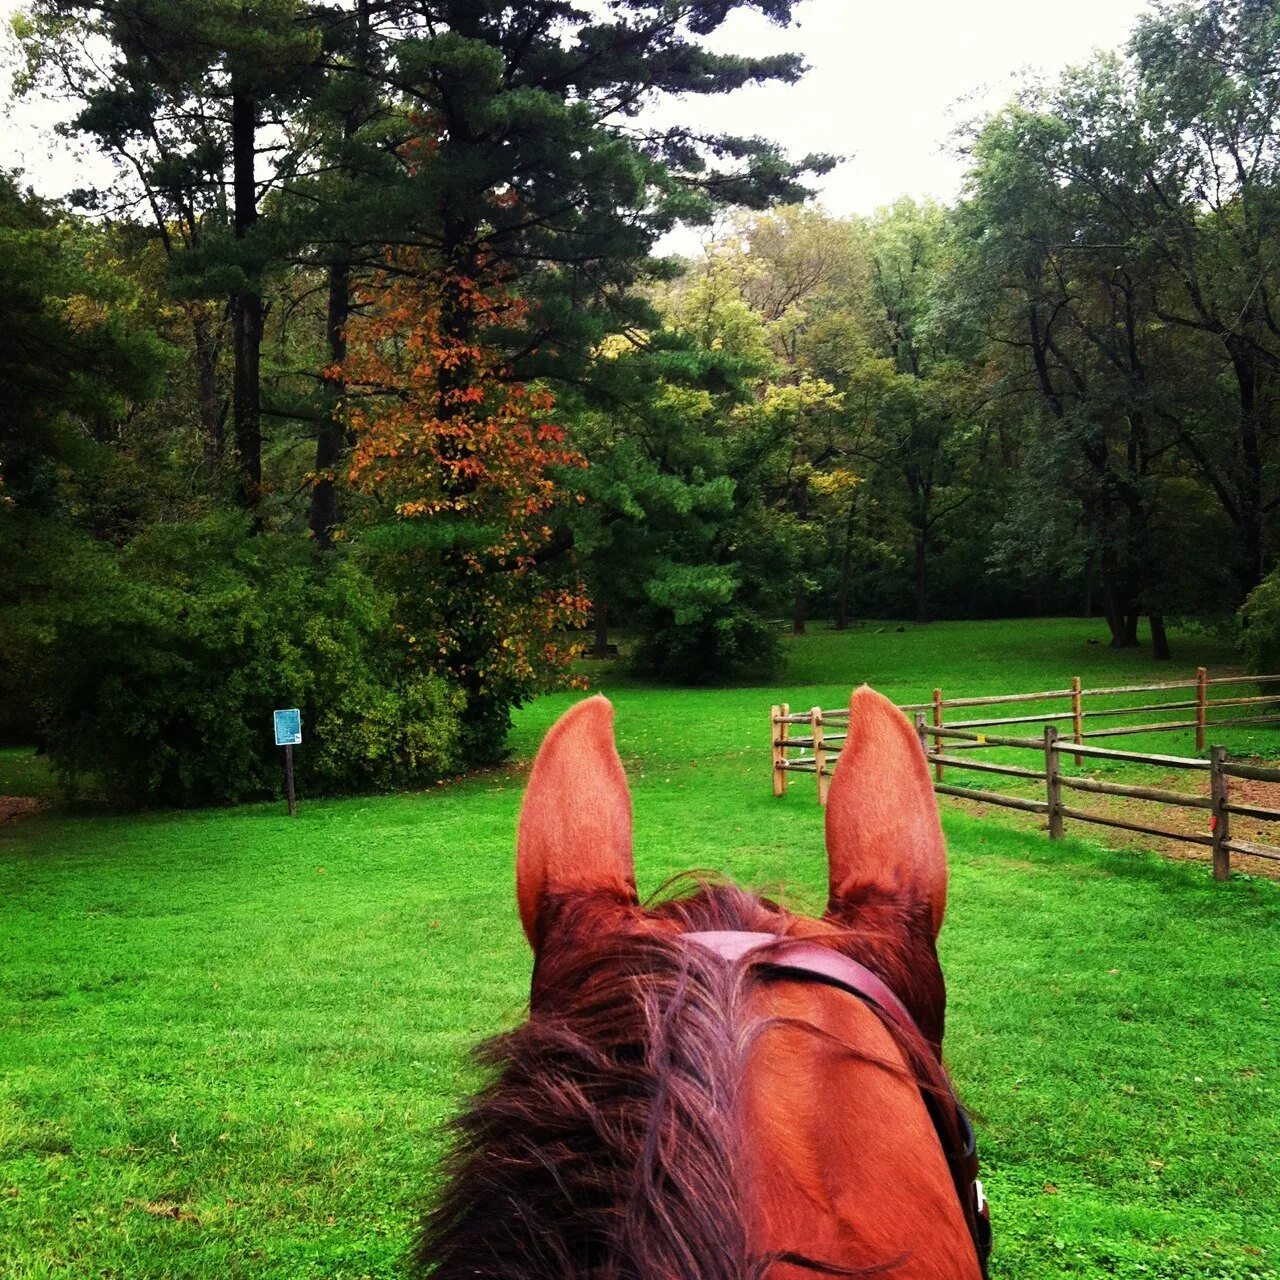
344 254 588 759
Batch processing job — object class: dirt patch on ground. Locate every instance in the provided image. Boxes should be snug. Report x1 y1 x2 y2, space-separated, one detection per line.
1101 774 1280 878
940 767 1280 881
0 796 46 824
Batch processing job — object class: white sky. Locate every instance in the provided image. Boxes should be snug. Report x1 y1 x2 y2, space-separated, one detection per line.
667 0 1151 215
0 0 1152 228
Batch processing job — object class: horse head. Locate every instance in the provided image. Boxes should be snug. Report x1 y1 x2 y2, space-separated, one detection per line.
418 688 985 1280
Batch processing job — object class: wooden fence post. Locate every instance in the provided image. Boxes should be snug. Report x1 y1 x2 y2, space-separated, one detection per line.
1210 744 1229 881
932 688 944 782
284 743 298 819
1044 725 1063 839
1071 675 1083 767
771 703 790 797
1196 667 1208 753
811 706 829 807
914 711 929 760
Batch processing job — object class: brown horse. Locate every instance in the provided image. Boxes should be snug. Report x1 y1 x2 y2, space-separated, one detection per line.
417 686 987 1280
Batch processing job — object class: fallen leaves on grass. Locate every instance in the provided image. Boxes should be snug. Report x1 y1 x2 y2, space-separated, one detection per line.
130 1200 201 1226
0 796 44 823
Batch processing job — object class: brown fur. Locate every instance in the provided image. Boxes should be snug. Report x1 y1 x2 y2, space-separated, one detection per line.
415 880 962 1280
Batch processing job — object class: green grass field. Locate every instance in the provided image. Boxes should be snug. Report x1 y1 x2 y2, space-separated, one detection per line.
2 619 1278 1278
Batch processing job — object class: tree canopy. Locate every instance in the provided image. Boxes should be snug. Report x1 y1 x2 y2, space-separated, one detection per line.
8 0 1280 801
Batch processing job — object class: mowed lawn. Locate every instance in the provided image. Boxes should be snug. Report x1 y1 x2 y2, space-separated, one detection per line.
2 619 1277 1279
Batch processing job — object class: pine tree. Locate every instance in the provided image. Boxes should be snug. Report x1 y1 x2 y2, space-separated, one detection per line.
19 0 323 507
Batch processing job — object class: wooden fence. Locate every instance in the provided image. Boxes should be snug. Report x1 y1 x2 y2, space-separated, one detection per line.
769 669 1280 880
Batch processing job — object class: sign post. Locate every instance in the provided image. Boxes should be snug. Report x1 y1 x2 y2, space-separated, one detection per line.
273 709 302 817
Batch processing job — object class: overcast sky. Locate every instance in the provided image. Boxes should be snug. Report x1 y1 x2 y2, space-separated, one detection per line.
0 0 1152 227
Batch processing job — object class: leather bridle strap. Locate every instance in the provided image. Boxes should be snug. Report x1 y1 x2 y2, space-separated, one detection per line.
680 930 992 1278
680 930 919 1030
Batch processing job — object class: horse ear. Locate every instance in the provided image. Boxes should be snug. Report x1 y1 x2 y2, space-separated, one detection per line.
824 685 948 937
516 695 636 948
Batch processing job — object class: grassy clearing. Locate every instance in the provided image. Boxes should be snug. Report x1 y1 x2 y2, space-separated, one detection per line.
0 749 58 803
2 619 1278 1278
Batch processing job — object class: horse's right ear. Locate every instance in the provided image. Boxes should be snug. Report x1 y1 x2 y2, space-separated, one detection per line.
824 685 948 937
516 696 636 949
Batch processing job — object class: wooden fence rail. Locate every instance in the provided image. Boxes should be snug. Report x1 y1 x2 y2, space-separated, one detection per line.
770 669 1280 881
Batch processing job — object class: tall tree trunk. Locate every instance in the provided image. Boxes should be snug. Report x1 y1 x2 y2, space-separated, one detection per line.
1102 603 1127 648
834 579 850 631
231 88 262 511
1100 549 1137 648
1101 587 1140 649
1082 554 1094 619
309 258 349 545
1149 612 1171 660
308 0 368 546
435 218 491 736
193 308 223 478
835 502 856 631
1123 609 1140 647
904 464 931 626
1228 342 1266 591
913 529 929 625
593 602 610 658
437 220 478 463
791 472 809 635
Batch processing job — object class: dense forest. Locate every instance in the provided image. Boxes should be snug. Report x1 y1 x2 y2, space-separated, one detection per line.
6 0 1280 805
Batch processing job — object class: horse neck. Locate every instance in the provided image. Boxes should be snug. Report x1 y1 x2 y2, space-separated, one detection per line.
418 892 972 1280
742 976 981 1279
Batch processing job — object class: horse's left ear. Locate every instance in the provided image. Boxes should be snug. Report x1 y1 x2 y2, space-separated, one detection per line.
516 696 636 949
824 685 948 937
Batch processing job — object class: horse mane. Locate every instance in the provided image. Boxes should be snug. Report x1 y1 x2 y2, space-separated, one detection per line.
414 879 952 1280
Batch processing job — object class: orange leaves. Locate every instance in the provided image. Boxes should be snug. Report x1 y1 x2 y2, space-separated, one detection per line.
342 245 589 700
344 249 583 548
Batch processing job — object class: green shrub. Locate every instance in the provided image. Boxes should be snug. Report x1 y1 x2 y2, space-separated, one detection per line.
1239 568 1280 675
0 511 109 744
35 515 462 807
630 604 782 683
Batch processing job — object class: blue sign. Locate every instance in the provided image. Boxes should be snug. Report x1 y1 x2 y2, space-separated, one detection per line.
273 708 302 747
